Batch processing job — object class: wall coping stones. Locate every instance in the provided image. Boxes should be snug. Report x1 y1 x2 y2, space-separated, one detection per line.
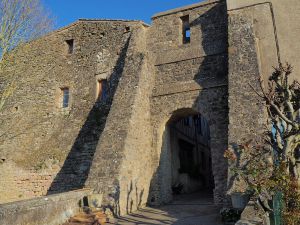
235 201 269 225
0 189 92 225
37 19 148 44
227 0 270 11
152 80 227 97
155 48 226 66
152 0 222 19
78 18 150 27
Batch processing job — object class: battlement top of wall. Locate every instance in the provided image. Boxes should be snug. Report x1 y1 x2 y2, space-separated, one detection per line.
152 0 223 20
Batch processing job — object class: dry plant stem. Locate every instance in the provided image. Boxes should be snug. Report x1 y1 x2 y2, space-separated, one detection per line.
250 63 300 181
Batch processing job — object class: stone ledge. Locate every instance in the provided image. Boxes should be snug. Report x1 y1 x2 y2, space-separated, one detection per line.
236 220 262 225
152 80 227 97
235 200 269 225
154 47 226 66
155 45 201 66
0 189 92 225
227 0 270 11
152 0 221 19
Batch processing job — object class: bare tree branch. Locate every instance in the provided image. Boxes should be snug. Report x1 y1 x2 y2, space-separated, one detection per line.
0 0 54 112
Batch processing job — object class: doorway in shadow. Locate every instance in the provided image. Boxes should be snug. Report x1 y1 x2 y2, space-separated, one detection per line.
168 113 214 201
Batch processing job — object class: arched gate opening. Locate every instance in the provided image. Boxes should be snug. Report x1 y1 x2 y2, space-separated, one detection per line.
149 108 216 206
169 113 214 198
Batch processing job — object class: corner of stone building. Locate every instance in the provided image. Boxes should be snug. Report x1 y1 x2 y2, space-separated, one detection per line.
226 0 284 204
84 24 156 216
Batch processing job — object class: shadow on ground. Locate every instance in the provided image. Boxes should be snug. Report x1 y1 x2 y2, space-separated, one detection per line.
47 36 131 194
117 192 223 225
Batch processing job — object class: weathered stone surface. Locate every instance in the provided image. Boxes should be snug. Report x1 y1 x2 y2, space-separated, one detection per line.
0 189 91 225
0 20 145 203
145 0 229 208
0 0 230 216
85 25 156 215
236 221 262 225
227 0 300 81
0 0 299 220
228 8 266 144
235 201 266 225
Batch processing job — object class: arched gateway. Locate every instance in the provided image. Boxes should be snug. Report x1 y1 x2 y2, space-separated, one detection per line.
149 87 228 206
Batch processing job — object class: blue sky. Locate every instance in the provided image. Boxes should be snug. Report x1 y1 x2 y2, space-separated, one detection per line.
43 0 204 29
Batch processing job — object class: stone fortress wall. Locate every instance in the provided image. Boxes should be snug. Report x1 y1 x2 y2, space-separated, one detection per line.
0 19 146 203
86 0 229 214
146 0 229 207
0 0 299 217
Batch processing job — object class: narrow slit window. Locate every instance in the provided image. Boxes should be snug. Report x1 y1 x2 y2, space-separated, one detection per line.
185 29 191 39
61 88 69 108
181 15 190 44
125 26 130 33
97 79 108 101
66 39 74 54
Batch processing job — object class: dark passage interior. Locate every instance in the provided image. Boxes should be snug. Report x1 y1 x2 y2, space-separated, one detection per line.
169 114 214 197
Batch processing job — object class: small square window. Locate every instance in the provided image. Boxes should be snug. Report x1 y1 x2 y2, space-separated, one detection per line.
97 79 108 101
125 26 130 33
181 15 190 44
66 39 74 54
61 88 69 108
185 28 191 41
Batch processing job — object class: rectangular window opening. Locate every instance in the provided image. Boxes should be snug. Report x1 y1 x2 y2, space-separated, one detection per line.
66 39 74 54
125 26 130 33
97 79 108 101
185 28 191 39
61 88 69 108
181 15 190 44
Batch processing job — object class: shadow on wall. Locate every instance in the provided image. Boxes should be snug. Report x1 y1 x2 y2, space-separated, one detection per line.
101 179 145 217
147 124 171 206
192 0 229 203
190 0 228 88
47 35 131 194
147 1 229 206
125 181 145 215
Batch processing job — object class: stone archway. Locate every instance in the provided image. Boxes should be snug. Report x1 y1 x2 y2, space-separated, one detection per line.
168 113 214 196
155 110 215 204
148 87 228 206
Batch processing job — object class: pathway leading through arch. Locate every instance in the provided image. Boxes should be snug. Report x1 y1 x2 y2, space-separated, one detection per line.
117 192 223 225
